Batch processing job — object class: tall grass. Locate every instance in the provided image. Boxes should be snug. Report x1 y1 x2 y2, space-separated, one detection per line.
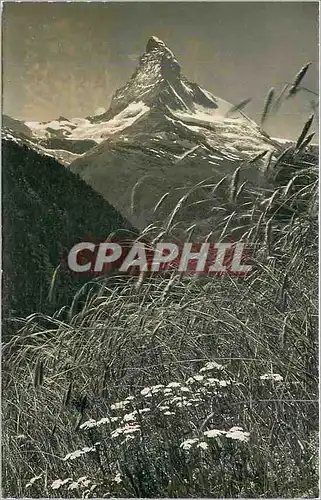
2 72 319 498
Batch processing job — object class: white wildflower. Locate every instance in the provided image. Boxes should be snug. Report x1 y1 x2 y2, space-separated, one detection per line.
187 375 204 384
140 387 151 396
204 429 226 438
200 361 224 372
151 384 165 393
122 408 149 422
167 382 181 388
260 373 283 382
78 476 89 483
26 474 43 488
100 416 119 425
78 476 90 487
63 450 83 461
163 388 173 395
163 411 175 416
111 400 129 410
189 398 202 403
68 477 91 490
113 472 122 484
180 438 199 450
219 380 231 387
123 424 140 435
111 423 141 438
205 378 220 386
197 441 209 450
123 411 137 422
138 408 150 414
111 429 121 438
63 444 98 461
80 419 98 430
176 401 187 408
159 404 170 411
68 482 79 491
170 396 186 403
226 427 250 442
51 478 72 490
228 426 244 431
180 386 191 393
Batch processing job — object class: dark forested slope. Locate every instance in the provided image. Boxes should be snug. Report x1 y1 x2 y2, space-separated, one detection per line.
2 134 134 326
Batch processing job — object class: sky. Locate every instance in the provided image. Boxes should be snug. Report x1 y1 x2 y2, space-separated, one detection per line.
2 2 319 139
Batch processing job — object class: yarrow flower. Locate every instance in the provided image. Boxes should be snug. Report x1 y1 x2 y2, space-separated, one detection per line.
111 400 130 410
26 474 43 488
203 426 250 442
68 477 91 491
180 438 199 450
151 384 165 393
225 426 250 442
123 424 140 435
122 408 150 422
180 438 209 451
122 412 136 422
203 429 226 438
197 441 209 450
218 380 231 387
138 408 151 414
111 424 141 438
113 472 122 484
63 443 99 461
204 377 220 386
51 478 72 490
80 418 97 430
80 416 119 430
159 404 170 411
199 361 224 372
186 375 204 384
167 382 181 388
141 387 152 396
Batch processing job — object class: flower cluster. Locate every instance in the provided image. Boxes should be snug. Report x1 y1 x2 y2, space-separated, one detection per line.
63 443 99 461
180 426 250 452
260 373 284 382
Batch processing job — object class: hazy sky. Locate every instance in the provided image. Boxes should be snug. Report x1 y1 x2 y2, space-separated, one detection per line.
2 2 319 139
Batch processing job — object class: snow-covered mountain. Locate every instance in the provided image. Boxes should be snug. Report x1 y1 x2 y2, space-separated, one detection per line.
70 37 281 229
18 37 276 156
4 36 286 231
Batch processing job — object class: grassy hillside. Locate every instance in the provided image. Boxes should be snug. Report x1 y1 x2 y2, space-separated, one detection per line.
2 132 318 497
2 136 134 332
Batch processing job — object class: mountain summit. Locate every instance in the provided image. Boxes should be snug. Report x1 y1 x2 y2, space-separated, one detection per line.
17 35 266 151
97 35 235 122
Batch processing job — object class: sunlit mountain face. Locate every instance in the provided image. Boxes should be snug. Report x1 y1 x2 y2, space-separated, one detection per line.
2 37 297 231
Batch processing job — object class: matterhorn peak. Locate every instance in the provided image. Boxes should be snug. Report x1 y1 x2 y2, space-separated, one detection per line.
145 36 167 53
93 36 258 126
140 35 181 80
